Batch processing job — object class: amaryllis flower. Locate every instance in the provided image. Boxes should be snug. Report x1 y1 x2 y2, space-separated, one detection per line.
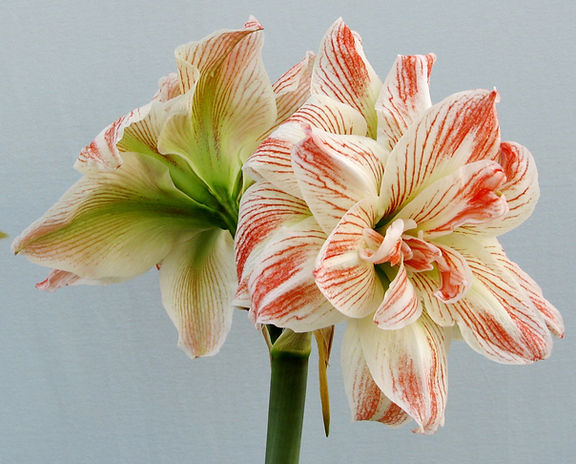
12 18 314 358
235 19 564 433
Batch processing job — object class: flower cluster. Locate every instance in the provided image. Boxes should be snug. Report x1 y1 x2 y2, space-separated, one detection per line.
234 19 564 433
12 18 314 358
13 17 563 434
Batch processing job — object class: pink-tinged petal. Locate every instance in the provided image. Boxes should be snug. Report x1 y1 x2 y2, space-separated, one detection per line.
12 152 204 280
314 199 384 319
373 260 422 330
359 315 448 434
174 18 263 93
484 241 564 338
161 20 276 193
380 89 501 217
271 51 315 129
377 54 435 151
342 322 409 425
75 106 150 173
35 269 128 291
463 142 540 236
243 122 307 197
410 272 456 327
243 96 368 194
439 235 553 364
159 229 235 358
153 73 182 102
433 243 473 303
248 217 345 331
292 128 386 233
311 19 382 136
235 182 312 303
396 160 508 238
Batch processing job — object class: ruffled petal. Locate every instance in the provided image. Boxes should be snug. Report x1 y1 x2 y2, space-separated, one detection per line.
292 128 385 233
483 240 564 338
314 199 384 318
159 229 236 358
377 54 435 151
271 51 315 129
160 19 276 194
34 269 120 291
243 95 367 194
410 272 456 327
248 217 345 331
380 89 501 217
396 160 508 238
373 260 422 329
463 142 540 236
311 19 382 136
438 235 553 364
234 182 311 305
359 315 448 434
12 152 205 280
342 322 409 425
75 106 150 173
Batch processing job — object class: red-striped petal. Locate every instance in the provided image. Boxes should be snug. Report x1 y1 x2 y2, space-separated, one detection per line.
248 218 344 331
396 160 508 238
311 19 382 136
380 89 501 217
314 199 384 318
271 51 315 130
359 315 448 434
292 128 385 233
440 235 553 364
342 321 409 425
462 142 540 236
377 54 435 151
373 260 422 329
234 182 311 303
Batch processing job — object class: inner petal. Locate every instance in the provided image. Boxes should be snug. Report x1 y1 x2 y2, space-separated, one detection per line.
360 219 415 265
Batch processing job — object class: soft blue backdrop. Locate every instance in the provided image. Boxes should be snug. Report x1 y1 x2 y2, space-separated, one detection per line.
1 1 574 462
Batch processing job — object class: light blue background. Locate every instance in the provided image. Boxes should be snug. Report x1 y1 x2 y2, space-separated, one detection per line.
1 1 574 462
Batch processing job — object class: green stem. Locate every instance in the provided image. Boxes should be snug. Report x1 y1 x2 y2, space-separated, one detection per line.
265 330 311 464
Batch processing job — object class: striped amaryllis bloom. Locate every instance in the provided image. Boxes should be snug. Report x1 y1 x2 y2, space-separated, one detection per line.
235 19 564 433
12 18 315 359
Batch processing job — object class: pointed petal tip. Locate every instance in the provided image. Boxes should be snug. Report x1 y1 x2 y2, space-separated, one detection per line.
244 16 263 30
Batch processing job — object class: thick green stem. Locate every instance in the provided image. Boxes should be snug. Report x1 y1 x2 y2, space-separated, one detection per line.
265 330 311 464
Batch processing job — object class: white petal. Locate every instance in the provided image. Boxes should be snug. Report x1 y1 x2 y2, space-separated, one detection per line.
359 315 448 434
248 217 345 331
292 128 385 233
377 54 435 151
159 229 236 358
342 322 409 425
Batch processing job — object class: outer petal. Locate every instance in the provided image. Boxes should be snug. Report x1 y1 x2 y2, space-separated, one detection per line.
75 106 150 173
248 217 345 331
438 234 553 364
342 322 409 425
311 19 382 136
484 240 564 338
159 229 236 358
234 182 311 305
160 20 276 194
377 54 435 151
396 160 508 238
12 152 206 280
463 142 540 236
314 199 384 318
373 260 422 329
379 90 501 217
243 95 367 195
271 51 315 130
359 315 448 434
292 128 386 233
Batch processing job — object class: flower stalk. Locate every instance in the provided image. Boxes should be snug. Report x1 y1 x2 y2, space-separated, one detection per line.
265 329 311 464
